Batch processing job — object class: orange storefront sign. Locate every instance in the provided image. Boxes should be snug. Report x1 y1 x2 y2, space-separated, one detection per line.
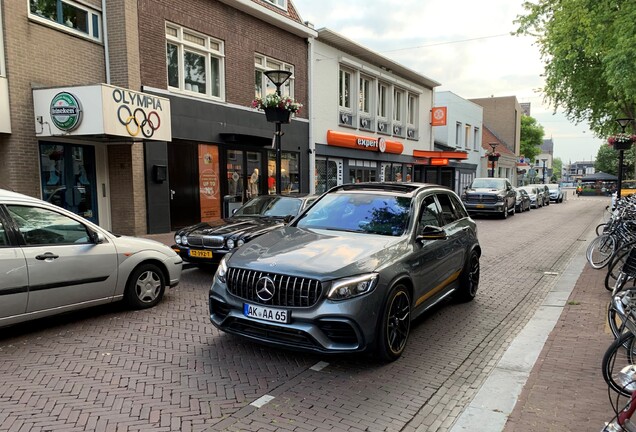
326 130 404 154
431 107 447 126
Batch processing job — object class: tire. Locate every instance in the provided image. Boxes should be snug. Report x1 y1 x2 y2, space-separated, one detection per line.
602 332 636 397
124 263 166 309
510 203 515 216
376 284 411 362
501 205 508 219
605 247 636 292
455 250 480 303
586 234 616 269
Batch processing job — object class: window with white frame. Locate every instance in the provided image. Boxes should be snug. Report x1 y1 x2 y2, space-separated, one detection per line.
339 67 352 110
359 75 372 115
166 23 224 100
407 93 418 127
264 0 287 10
465 124 471 148
29 0 102 41
255 55 294 99
393 88 405 123
455 122 462 146
377 82 388 118
474 127 480 150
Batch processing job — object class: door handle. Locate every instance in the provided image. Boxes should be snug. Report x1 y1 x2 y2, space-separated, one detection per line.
35 252 59 261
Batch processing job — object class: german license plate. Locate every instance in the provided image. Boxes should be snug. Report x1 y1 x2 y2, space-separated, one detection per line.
189 249 212 258
476 204 485 209
244 303 289 323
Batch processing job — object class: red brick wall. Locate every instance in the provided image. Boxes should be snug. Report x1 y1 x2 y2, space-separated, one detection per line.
137 0 309 118
0 0 105 196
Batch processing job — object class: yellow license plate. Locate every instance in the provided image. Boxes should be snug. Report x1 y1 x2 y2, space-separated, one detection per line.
189 249 212 258
476 204 485 209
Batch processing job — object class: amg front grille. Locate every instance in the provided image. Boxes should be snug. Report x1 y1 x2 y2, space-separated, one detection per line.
226 267 323 307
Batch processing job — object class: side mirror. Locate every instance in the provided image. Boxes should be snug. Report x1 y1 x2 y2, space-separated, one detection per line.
89 229 105 244
416 225 447 241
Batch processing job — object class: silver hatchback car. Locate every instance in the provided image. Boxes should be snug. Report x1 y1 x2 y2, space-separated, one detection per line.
0 188 182 328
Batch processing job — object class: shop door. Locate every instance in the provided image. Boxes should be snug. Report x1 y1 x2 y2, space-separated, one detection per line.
168 142 200 229
39 142 98 224
348 167 376 184
224 149 262 217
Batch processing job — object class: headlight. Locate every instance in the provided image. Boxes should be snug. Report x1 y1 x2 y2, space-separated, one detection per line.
496 195 505 202
237 239 245 247
215 256 228 284
181 236 188 245
226 238 235 249
175 234 182 245
327 273 378 301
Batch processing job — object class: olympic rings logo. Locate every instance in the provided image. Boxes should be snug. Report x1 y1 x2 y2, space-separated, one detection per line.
117 105 161 138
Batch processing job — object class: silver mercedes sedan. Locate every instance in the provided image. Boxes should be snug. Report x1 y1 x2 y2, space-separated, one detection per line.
0 188 182 328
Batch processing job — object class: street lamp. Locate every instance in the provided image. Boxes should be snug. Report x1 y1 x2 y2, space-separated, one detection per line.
488 142 499 178
616 117 634 199
541 158 548 184
264 69 292 195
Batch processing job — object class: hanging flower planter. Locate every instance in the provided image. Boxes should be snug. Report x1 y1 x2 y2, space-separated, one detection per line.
608 134 636 151
263 107 291 124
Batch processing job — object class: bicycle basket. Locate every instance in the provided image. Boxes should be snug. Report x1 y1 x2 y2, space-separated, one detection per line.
621 247 636 278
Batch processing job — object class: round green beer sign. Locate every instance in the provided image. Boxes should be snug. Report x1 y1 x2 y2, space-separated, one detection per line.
50 92 82 131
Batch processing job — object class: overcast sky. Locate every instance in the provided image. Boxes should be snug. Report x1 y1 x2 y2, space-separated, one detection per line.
293 0 604 164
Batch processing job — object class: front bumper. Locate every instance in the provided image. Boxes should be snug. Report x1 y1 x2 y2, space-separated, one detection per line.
462 202 506 214
208 280 386 355
172 244 228 266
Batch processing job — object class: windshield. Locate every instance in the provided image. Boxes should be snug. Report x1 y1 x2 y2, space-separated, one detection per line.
470 179 506 189
296 192 412 236
233 196 302 218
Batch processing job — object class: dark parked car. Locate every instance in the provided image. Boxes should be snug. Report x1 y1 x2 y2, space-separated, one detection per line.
461 177 516 218
209 183 481 361
514 187 531 212
173 195 316 267
536 184 551 206
518 185 543 209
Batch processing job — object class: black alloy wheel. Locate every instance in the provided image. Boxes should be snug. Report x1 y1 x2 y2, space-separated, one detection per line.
456 249 480 303
377 285 411 361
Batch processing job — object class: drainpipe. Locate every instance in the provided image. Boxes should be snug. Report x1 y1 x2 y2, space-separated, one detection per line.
307 35 316 194
102 0 110 84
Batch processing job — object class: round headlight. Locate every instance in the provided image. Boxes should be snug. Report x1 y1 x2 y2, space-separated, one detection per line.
181 236 188 245
175 235 182 245
237 239 245 247
226 238 235 249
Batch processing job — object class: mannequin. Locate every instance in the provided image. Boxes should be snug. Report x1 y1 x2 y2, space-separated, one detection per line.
248 168 259 198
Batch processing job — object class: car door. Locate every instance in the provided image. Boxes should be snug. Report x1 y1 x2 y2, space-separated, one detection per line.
0 206 28 321
5 204 118 313
407 193 458 309
436 192 468 275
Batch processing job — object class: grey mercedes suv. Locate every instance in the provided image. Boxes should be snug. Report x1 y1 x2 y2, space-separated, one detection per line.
209 183 480 361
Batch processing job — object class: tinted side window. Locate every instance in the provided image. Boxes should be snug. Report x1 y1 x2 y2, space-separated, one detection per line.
0 219 7 246
448 194 469 219
436 193 459 225
419 195 441 228
7 205 91 245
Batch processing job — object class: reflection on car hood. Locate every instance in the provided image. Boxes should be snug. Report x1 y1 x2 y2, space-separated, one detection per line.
180 217 285 239
228 226 403 279
466 188 502 193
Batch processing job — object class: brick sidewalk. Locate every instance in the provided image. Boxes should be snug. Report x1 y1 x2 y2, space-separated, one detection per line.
503 263 616 431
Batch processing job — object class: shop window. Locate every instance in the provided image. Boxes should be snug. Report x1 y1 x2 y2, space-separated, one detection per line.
316 159 339 194
166 23 224 100
255 55 294 100
267 151 300 195
29 0 102 41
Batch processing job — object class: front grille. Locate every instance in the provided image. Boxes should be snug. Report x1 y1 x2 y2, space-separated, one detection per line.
186 235 224 248
227 267 323 307
465 194 497 204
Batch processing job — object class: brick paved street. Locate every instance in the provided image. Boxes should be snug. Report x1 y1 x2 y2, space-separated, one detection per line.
0 195 609 431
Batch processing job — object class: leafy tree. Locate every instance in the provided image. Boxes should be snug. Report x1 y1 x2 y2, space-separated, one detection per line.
595 144 636 179
515 0 636 137
520 115 545 162
552 157 563 181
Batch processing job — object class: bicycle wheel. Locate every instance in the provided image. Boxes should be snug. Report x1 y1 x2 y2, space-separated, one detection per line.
606 249 631 292
602 332 636 397
587 234 617 269
597 223 608 236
